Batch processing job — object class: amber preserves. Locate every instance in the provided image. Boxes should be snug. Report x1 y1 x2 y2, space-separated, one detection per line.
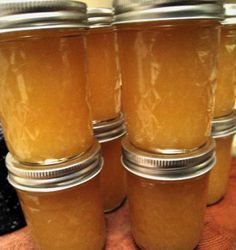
100 137 126 212
127 172 209 250
0 30 93 163
214 25 236 117
117 20 219 152
17 175 105 250
208 136 233 205
87 28 121 122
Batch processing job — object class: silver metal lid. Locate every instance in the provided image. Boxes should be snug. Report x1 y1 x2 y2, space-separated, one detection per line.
93 113 126 143
88 7 113 27
212 110 236 138
0 0 87 34
6 141 103 192
222 3 236 25
122 136 216 181
113 0 223 25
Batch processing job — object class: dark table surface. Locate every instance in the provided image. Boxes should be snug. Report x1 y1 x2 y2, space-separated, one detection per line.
1 159 236 250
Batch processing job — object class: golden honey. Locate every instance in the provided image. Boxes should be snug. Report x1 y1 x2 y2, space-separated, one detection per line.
116 20 219 152
208 135 233 205
87 28 121 122
0 30 93 163
214 25 236 117
127 172 209 250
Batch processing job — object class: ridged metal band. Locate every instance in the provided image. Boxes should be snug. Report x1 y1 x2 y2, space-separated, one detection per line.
0 0 87 34
113 0 223 25
93 113 126 143
222 3 236 25
212 110 236 138
88 7 113 27
6 141 103 192
122 136 216 181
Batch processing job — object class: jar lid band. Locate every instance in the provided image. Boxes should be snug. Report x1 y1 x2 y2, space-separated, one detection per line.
122 136 215 181
93 113 126 143
6 141 103 192
0 0 87 34
113 0 223 25
212 110 236 138
222 4 236 25
88 8 113 27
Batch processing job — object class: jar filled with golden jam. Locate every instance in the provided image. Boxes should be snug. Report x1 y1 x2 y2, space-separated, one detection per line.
6 142 105 250
214 4 236 118
113 0 222 153
122 137 215 250
0 0 94 164
94 114 126 212
86 7 121 122
208 111 236 205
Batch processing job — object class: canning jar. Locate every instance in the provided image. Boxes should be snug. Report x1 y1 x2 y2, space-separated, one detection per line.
94 114 126 212
0 127 25 235
114 0 222 153
87 8 121 122
122 136 215 250
214 4 236 117
0 0 93 164
6 142 105 250
208 111 236 205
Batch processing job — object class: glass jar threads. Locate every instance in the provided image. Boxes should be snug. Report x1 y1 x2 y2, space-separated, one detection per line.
214 3 236 118
86 7 121 122
208 111 236 205
94 114 126 212
0 0 93 164
122 136 215 250
6 142 105 250
113 0 222 153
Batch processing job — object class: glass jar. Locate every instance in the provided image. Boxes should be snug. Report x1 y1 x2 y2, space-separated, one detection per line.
0 1 94 164
113 0 222 153
214 4 236 117
208 111 236 205
6 142 105 250
0 127 25 235
87 8 121 122
122 136 215 250
94 114 126 212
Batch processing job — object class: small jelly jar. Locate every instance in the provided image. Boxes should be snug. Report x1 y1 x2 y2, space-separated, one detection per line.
6 142 105 250
214 4 236 117
122 136 215 250
0 0 93 164
208 111 236 205
94 114 126 212
86 7 121 122
113 0 222 153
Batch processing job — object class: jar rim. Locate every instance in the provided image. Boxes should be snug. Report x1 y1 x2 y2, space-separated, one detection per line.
122 136 216 181
6 141 103 193
222 3 236 25
88 7 113 28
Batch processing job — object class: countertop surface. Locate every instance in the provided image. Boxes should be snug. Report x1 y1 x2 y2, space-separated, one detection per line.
1 159 236 250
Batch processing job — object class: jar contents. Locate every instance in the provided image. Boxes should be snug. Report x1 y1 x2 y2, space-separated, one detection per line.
17 175 105 250
214 25 236 117
117 21 219 152
100 137 126 212
87 28 121 122
0 31 93 163
127 172 209 250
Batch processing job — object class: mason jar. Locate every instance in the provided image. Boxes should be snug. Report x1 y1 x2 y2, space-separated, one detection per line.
122 136 215 250
0 0 94 164
94 114 126 212
86 7 121 122
208 110 236 205
6 142 105 250
113 0 222 153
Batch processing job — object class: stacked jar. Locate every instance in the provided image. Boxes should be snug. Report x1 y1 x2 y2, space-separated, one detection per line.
113 0 222 249
208 2 236 205
0 1 105 249
85 0 126 212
